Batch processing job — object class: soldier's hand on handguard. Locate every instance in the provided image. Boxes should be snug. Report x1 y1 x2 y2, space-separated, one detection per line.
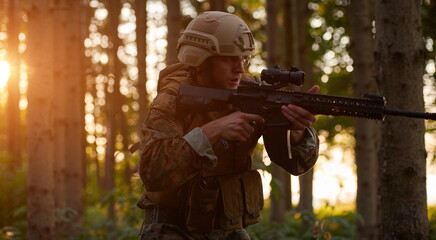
201 112 265 144
281 85 320 145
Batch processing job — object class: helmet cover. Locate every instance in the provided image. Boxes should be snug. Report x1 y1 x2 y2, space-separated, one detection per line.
177 11 255 66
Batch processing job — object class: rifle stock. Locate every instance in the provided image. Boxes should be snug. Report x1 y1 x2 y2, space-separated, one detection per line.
178 84 436 127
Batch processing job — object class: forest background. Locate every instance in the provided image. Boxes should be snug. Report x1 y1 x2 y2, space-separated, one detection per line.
0 0 435 239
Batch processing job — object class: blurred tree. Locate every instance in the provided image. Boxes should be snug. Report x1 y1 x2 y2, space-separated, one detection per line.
375 0 429 239
26 0 56 238
116 2 132 187
347 1 378 239
166 0 181 65
135 0 149 136
286 0 316 214
5 0 22 228
267 0 288 223
52 0 68 237
86 2 105 194
281 0 294 212
265 0 278 67
210 0 225 11
134 0 149 190
6 0 21 171
63 0 85 236
105 0 123 237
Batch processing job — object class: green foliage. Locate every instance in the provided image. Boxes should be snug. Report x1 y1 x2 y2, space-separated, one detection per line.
246 206 357 240
2 145 436 239
0 154 27 240
422 1 436 60
0 152 145 240
305 1 355 142
429 207 436 240
246 205 436 239
72 155 143 240
73 197 142 240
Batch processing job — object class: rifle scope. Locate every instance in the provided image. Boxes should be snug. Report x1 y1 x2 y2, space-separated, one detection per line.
260 66 305 86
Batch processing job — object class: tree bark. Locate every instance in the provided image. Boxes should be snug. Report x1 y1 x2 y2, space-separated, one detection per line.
5 0 22 226
135 0 149 136
375 0 429 239
27 0 55 239
282 0 297 211
6 0 21 171
210 0 225 11
63 0 85 236
266 0 278 66
166 0 181 65
105 0 123 236
267 0 288 223
347 1 378 239
52 1 68 237
289 0 315 214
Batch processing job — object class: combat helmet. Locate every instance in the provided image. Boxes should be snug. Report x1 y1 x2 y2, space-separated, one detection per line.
177 11 255 67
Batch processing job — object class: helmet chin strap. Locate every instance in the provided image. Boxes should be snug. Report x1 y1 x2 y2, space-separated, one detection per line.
191 58 220 89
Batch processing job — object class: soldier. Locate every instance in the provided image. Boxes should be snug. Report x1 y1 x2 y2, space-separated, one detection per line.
138 11 319 240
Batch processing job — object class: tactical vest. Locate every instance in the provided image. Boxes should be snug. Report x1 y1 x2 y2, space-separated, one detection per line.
138 63 264 233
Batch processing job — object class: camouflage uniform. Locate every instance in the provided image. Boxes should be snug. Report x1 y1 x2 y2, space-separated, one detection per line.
137 63 319 240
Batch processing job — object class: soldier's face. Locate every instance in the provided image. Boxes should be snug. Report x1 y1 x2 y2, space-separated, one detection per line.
209 56 246 90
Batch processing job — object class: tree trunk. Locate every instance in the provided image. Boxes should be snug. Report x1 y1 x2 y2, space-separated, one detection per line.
288 0 315 214
284 0 315 214
375 0 429 239
6 0 21 171
63 0 85 236
52 1 68 237
5 0 22 226
347 1 378 239
266 0 279 66
166 0 181 65
282 0 297 211
120 109 133 185
26 0 55 239
86 4 103 193
267 0 288 223
135 0 149 136
210 0 225 11
105 0 123 236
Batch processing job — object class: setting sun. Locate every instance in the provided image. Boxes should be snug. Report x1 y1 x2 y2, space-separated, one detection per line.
0 60 10 89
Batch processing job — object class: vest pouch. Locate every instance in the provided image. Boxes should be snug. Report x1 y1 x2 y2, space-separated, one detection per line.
217 174 244 230
185 176 219 233
241 170 264 227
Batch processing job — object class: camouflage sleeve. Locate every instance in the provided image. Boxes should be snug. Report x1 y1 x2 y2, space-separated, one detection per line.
290 127 319 172
182 127 218 165
139 92 215 192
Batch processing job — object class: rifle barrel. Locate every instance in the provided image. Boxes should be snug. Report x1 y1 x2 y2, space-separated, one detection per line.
384 108 436 120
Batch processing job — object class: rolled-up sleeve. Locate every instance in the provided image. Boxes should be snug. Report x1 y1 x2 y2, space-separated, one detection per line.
183 127 218 168
139 92 216 191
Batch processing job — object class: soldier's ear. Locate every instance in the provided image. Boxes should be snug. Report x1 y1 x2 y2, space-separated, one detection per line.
197 57 213 73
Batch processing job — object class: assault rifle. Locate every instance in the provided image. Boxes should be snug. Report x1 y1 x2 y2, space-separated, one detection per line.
177 66 436 127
